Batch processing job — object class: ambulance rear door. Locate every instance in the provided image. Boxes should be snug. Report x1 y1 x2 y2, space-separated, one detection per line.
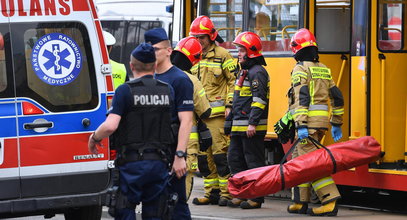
9 1 111 198
0 16 20 200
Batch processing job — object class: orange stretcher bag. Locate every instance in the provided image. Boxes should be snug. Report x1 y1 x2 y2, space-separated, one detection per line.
228 136 381 198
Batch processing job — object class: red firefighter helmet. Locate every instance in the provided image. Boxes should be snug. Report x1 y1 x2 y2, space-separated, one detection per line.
189 16 218 41
174 36 202 66
290 28 318 54
233 32 263 58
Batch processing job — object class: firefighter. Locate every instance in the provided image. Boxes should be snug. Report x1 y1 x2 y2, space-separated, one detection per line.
170 36 212 200
284 28 344 216
102 30 128 89
189 15 237 206
225 32 269 209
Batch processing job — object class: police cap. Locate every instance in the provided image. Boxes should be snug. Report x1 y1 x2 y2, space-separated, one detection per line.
131 43 156 63
144 28 168 45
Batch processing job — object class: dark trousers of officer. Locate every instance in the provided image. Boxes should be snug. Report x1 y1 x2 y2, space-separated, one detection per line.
116 160 169 220
228 135 265 203
170 175 191 220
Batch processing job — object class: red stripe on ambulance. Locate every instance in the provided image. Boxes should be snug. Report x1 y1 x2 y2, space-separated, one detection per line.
19 133 108 166
0 139 18 168
94 19 110 64
87 0 98 19
71 0 89 11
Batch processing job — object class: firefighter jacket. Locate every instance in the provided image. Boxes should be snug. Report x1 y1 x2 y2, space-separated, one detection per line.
288 61 344 130
186 72 211 140
230 65 269 136
112 77 174 150
190 44 237 117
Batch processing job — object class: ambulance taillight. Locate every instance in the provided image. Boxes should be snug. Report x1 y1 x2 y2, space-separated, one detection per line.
110 149 117 160
107 95 113 109
22 102 44 115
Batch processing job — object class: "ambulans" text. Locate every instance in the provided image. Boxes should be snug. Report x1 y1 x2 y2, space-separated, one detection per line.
0 0 71 17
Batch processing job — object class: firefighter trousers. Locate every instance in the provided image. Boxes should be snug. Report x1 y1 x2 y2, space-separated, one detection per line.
291 129 341 205
228 134 266 203
186 138 199 200
198 116 231 199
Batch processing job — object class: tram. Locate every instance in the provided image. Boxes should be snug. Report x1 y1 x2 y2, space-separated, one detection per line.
177 0 407 194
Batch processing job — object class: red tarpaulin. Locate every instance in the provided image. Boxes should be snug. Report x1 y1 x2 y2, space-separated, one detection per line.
228 136 381 199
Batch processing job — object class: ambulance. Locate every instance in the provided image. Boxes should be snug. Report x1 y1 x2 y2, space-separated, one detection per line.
0 0 114 219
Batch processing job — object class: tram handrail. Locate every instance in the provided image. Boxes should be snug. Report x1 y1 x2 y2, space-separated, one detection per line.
379 54 386 154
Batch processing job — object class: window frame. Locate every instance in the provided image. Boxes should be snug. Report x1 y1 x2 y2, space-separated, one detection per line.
198 0 305 57
376 0 406 52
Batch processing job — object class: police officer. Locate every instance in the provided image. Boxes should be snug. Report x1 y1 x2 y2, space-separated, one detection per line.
88 43 175 219
189 15 237 206
225 32 269 209
284 28 344 216
144 28 193 219
170 36 212 200
103 30 129 89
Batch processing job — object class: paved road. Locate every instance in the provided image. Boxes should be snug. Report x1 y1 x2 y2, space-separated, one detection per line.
5 176 407 219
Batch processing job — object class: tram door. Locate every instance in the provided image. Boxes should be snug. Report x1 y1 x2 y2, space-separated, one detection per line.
312 0 351 145
370 0 407 164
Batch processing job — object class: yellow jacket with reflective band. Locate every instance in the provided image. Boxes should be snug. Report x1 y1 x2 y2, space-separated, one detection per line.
111 59 127 90
190 44 237 118
186 72 211 140
230 65 269 135
288 61 344 129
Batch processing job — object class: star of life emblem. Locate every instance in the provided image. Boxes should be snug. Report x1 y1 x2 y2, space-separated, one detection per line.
31 33 82 86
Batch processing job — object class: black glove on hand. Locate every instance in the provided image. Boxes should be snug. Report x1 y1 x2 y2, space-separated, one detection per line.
274 112 295 144
198 119 212 152
224 111 233 135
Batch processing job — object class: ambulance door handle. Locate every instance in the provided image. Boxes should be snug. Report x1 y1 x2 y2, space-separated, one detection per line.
24 122 53 130
23 119 54 133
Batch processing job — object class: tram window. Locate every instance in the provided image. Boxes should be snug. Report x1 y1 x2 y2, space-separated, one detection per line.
247 0 299 54
200 0 243 50
378 2 404 51
315 0 350 52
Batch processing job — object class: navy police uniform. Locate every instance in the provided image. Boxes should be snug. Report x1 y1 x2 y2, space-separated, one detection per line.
111 43 175 220
145 28 194 220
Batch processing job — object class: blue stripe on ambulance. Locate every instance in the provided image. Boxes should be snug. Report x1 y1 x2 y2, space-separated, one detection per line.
0 94 108 137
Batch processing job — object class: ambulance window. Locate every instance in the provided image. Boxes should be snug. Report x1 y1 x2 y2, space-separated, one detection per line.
0 27 13 98
12 22 97 112
0 32 6 93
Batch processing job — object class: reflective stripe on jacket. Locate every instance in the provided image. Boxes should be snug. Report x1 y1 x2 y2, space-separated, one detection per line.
186 73 211 138
288 61 344 129
231 65 269 135
190 44 237 118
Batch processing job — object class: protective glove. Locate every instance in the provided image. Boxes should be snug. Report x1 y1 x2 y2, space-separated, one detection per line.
274 112 293 135
297 127 308 140
331 125 342 142
198 119 212 152
274 112 295 144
